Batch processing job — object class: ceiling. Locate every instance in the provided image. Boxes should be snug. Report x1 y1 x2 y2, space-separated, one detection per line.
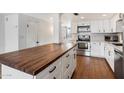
77 13 115 21
61 13 116 26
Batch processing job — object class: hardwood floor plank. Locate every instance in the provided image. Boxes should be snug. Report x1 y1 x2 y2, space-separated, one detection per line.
72 56 115 79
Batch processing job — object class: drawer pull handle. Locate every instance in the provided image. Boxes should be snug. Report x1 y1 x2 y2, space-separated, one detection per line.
49 66 56 73
66 54 69 57
66 64 70 69
53 76 56 79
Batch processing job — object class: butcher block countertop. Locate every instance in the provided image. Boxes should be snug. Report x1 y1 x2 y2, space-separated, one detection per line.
0 43 77 76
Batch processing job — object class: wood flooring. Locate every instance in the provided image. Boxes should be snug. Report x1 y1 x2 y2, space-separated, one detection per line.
72 56 115 79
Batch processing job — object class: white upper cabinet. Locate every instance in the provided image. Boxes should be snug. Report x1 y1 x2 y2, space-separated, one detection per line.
97 20 103 33
91 20 110 33
110 14 120 33
102 20 111 33
91 21 99 33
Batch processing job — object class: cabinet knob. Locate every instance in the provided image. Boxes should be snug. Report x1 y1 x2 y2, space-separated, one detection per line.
66 64 70 69
66 54 69 57
53 77 56 79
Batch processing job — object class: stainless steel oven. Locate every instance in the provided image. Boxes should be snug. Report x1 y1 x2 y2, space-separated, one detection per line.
77 41 91 56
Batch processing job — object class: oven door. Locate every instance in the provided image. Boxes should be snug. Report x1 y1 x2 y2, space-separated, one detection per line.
78 42 89 50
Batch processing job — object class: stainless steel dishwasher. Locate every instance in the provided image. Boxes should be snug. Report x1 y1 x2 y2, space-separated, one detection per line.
114 49 123 79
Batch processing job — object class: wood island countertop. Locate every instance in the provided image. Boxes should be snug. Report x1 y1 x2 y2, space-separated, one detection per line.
0 43 77 76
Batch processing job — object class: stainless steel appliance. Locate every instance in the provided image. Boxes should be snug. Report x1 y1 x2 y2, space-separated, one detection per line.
114 49 123 78
78 35 90 41
77 35 91 56
105 35 119 42
77 41 91 56
77 25 90 33
114 15 124 78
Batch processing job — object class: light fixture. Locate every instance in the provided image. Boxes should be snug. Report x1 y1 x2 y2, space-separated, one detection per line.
80 16 85 19
50 17 53 20
102 14 107 17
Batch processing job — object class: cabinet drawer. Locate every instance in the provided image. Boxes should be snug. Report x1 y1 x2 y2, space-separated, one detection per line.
62 52 71 73
36 58 62 79
63 70 72 79
48 66 61 79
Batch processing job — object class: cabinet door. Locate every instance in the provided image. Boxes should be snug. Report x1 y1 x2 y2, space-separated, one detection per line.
62 47 76 79
109 51 114 72
103 20 110 33
91 42 100 57
2 64 33 79
98 20 103 33
91 42 104 57
91 21 99 33
99 43 105 57
36 58 62 79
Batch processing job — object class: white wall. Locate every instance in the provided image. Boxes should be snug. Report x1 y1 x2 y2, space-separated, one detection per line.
0 14 5 53
1 13 62 52
38 19 54 45
18 14 54 49
23 13 61 43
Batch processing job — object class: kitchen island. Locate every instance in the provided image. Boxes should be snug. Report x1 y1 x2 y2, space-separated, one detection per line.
0 43 77 79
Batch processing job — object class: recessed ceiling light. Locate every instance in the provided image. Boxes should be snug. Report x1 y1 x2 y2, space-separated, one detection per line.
50 17 53 20
102 14 107 16
80 16 85 19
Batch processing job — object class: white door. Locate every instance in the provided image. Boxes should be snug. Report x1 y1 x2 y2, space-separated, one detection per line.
5 15 18 52
26 22 38 48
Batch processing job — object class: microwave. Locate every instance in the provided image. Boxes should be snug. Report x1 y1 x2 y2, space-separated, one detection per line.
105 35 119 42
77 25 90 33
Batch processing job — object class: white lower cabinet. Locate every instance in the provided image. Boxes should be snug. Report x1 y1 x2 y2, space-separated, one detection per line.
91 42 104 58
104 44 114 72
62 47 77 79
1 46 77 79
2 64 34 79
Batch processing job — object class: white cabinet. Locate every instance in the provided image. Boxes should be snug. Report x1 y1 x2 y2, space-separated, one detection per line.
91 21 99 33
104 44 114 72
62 47 77 79
91 20 110 33
97 20 103 33
91 42 104 57
36 58 62 79
103 20 111 33
2 64 33 79
110 14 120 33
